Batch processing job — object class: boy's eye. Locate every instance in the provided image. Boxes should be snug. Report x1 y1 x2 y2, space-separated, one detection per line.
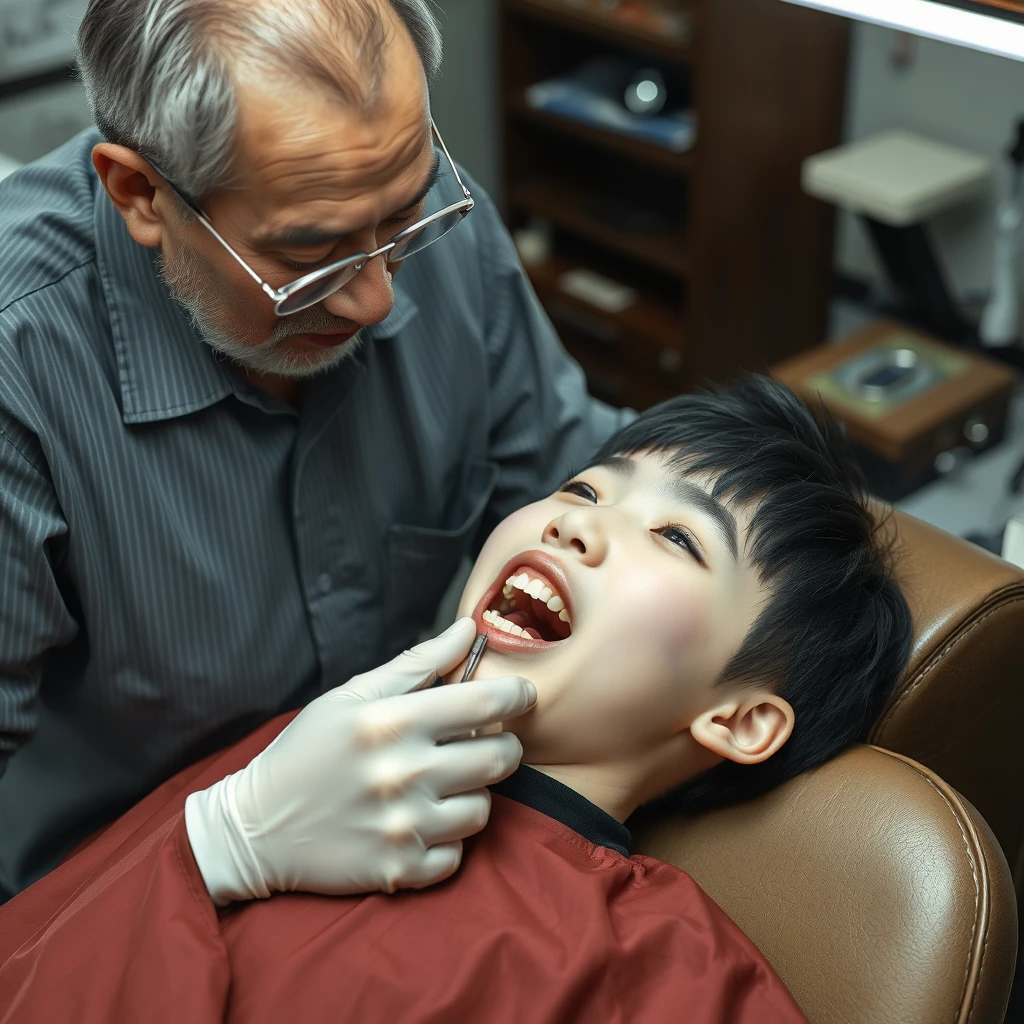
560 480 598 503
655 525 704 564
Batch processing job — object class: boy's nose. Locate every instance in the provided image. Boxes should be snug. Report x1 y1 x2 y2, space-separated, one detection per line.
542 508 609 566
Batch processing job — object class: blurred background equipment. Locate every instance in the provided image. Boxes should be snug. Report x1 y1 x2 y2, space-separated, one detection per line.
803 130 991 343
780 0 1024 62
0 0 90 164
501 0 850 410
773 320 1016 499
623 66 667 117
979 119 1024 349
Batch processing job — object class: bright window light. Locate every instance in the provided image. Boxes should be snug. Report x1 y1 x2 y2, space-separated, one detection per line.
780 0 1024 61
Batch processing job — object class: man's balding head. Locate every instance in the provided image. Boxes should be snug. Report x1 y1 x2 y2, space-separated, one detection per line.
77 0 442 200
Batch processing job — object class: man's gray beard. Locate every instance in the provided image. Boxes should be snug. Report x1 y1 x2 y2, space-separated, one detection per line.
156 244 363 379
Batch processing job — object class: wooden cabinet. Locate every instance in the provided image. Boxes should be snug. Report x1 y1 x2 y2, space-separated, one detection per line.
499 0 850 408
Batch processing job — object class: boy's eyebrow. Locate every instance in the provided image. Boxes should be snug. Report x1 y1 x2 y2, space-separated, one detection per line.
253 151 443 250
666 478 739 563
589 455 636 478
589 456 738 562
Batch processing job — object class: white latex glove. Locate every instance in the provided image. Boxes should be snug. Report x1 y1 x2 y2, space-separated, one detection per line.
184 618 535 905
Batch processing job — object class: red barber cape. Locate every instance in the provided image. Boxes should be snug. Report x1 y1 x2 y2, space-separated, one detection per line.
0 714 808 1024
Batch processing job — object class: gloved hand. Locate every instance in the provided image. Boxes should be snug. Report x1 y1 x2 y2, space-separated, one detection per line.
184 618 534 905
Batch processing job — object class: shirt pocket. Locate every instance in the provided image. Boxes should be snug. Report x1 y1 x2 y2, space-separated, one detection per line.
384 459 498 653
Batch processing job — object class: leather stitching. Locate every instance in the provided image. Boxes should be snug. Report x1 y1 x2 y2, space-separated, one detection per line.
871 591 1024 738
884 753 985 1024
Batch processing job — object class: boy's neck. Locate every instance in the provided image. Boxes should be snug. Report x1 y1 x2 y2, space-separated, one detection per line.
523 736 719 824
524 763 641 823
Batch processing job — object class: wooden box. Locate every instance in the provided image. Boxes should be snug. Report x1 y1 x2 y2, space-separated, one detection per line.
773 321 1017 500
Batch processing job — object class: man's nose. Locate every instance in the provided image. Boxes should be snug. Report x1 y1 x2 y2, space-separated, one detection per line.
319 254 395 327
542 508 609 566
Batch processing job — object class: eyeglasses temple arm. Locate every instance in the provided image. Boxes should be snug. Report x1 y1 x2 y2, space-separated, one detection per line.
430 119 472 201
190 210 275 295
144 158 276 298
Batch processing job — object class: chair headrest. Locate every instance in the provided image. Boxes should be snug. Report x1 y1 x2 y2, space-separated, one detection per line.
869 508 1024 885
632 744 1018 1024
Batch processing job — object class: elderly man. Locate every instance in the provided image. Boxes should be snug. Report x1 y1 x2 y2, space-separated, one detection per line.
0 0 625 904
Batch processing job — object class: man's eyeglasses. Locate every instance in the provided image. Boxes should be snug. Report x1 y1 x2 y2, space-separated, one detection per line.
150 120 474 316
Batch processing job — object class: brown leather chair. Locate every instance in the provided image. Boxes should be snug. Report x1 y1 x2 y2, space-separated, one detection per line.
633 744 1018 1024
869 510 1024 893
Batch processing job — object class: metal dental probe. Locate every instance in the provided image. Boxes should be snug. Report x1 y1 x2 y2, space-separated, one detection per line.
460 634 489 738
460 634 489 684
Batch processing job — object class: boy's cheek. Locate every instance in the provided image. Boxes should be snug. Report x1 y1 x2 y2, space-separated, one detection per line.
455 516 542 618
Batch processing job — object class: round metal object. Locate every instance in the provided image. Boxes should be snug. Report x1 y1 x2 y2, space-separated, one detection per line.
964 417 990 445
624 69 668 117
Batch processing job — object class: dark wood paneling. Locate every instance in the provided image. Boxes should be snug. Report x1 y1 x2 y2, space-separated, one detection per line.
685 0 849 385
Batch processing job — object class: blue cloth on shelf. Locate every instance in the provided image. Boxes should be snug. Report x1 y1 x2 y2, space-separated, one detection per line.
525 77 696 153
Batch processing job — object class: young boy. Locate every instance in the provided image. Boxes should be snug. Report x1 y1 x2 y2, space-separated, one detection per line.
0 376 912 1023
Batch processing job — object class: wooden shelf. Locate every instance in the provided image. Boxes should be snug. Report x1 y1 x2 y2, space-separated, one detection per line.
508 178 688 278
507 95 693 176
524 255 681 352
504 0 693 63
560 336 683 409
501 0 851 408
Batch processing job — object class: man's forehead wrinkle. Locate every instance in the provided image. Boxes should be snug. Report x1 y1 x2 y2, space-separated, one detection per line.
243 115 425 186
237 114 430 235
250 150 432 249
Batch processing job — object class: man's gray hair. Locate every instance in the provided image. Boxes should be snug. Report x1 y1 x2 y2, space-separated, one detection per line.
77 0 442 200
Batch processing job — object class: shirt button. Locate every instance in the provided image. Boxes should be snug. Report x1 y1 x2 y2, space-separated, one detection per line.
317 573 332 596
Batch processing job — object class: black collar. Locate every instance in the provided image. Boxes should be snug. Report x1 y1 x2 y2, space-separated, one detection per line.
491 766 632 857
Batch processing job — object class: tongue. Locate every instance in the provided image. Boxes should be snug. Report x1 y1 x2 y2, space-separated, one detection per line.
504 610 544 641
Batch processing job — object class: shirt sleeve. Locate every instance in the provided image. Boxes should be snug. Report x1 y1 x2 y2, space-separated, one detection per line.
0 414 77 777
472 185 634 540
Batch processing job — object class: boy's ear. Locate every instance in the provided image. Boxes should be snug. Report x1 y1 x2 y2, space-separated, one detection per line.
689 691 794 766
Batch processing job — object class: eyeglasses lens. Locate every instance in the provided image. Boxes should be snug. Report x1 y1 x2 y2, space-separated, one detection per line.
276 262 361 315
388 209 466 263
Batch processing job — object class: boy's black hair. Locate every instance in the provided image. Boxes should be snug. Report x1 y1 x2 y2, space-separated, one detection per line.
589 374 913 815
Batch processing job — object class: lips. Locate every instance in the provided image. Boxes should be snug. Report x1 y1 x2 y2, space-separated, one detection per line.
471 550 574 653
291 329 359 348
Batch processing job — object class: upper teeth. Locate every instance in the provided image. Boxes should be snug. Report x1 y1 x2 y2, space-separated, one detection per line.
503 572 571 623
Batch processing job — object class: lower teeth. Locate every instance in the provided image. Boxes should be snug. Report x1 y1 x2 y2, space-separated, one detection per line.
483 609 525 636
483 609 543 640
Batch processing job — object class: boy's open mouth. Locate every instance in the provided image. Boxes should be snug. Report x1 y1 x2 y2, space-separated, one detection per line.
472 553 573 650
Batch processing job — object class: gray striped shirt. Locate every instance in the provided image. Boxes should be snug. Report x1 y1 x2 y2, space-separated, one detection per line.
0 129 625 898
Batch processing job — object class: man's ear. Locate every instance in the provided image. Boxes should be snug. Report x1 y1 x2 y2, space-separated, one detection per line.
91 143 172 249
689 691 795 766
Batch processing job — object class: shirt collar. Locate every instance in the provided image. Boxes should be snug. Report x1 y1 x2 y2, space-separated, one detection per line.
491 765 632 857
93 178 419 425
94 183 236 425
